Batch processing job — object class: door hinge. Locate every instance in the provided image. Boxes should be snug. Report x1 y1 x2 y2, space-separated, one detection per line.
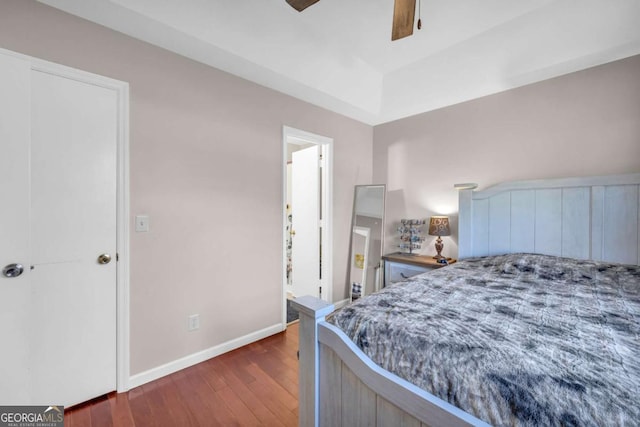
319 286 322 298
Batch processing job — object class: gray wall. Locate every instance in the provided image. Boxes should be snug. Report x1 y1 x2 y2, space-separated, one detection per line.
374 55 640 258
0 0 372 376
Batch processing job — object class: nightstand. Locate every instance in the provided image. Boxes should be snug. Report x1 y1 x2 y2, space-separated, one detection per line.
382 253 457 287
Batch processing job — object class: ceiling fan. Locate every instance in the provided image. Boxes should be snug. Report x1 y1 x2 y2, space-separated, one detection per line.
286 0 419 41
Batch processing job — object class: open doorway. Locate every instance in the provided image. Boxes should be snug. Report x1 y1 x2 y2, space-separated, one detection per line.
282 126 333 325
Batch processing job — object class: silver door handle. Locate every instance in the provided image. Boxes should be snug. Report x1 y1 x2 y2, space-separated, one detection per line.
97 254 112 265
3 263 24 278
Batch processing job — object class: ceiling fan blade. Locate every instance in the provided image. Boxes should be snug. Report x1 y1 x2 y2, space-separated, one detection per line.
391 0 416 41
286 0 320 12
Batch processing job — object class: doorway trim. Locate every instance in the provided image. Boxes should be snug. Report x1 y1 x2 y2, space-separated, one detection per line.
282 126 333 326
3 47 131 393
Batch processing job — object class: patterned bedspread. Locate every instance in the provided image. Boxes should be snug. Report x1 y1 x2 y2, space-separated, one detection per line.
327 254 640 426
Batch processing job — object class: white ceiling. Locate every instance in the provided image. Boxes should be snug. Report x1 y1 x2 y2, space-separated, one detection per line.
39 0 640 125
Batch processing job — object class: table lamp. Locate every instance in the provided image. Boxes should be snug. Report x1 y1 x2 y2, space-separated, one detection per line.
428 216 450 260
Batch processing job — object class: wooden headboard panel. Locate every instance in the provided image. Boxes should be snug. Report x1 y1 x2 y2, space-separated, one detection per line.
458 173 640 265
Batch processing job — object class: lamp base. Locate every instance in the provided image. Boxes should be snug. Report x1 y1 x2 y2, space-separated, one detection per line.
433 236 445 260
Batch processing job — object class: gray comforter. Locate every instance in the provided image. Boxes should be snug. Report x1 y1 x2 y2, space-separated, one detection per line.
327 254 640 426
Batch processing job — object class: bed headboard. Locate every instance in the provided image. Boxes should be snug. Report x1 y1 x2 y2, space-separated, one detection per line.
458 173 640 265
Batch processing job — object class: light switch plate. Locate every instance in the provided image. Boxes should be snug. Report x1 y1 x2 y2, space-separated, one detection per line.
135 215 150 232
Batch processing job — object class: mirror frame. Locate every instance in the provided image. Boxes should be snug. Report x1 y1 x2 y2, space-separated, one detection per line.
347 184 386 301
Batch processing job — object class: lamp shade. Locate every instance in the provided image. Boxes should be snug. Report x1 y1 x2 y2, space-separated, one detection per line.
428 216 451 236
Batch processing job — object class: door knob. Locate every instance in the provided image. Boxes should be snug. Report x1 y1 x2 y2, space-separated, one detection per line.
2 263 24 278
97 254 112 265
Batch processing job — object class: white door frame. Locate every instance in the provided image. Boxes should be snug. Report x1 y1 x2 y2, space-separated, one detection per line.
1 48 131 393
282 126 333 325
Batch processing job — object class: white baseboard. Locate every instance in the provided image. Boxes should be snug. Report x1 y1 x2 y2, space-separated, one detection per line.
128 323 284 390
333 298 350 309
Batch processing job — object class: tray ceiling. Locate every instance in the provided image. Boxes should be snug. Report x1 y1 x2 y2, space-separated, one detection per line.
39 0 640 125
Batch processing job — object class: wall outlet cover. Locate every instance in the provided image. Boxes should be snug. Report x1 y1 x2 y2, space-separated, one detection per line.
187 314 200 331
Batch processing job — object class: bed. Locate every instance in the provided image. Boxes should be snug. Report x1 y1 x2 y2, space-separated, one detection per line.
292 173 640 426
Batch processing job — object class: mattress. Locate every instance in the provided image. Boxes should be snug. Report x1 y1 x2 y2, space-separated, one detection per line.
327 254 640 426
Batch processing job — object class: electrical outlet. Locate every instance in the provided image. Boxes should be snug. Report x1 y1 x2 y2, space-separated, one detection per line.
187 314 200 331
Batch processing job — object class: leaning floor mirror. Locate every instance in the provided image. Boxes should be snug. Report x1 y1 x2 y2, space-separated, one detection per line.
348 185 386 301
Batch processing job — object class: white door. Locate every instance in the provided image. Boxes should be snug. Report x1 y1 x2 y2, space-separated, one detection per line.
0 49 32 406
0 53 118 406
291 145 321 298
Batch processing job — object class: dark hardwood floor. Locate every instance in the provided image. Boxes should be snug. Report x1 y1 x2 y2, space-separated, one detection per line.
65 323 299 426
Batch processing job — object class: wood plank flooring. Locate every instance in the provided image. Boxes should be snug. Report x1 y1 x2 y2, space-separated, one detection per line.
65 323 299 426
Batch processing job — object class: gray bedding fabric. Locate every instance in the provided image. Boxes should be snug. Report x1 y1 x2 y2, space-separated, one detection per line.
327 254 640 426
